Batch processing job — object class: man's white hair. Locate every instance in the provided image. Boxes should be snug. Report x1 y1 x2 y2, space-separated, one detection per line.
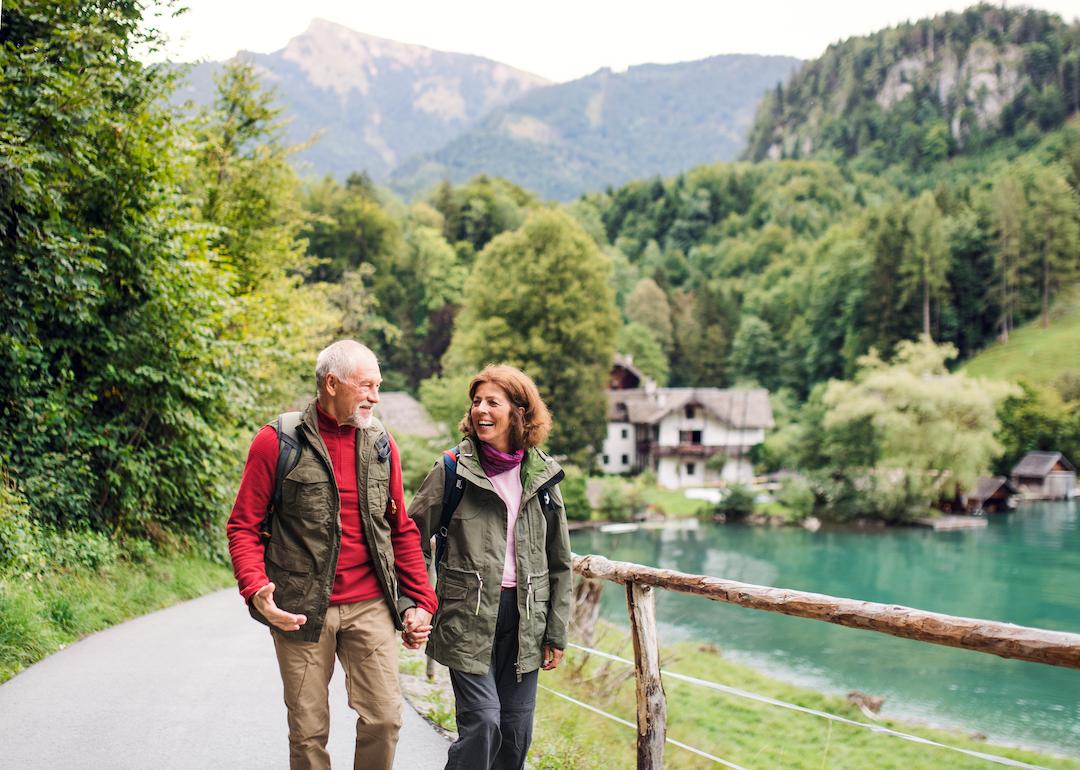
315 340 377 393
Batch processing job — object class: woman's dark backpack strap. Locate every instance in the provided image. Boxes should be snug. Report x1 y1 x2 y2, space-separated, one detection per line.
259 411 303 543
434 448 466 575
536 469 565 515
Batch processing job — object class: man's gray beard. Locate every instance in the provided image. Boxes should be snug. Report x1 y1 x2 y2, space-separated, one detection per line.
345 404 374 429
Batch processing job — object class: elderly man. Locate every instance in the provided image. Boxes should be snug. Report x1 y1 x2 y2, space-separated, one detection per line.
227 340 437 770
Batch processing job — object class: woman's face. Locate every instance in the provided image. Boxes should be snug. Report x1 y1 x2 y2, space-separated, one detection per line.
471 382 515 452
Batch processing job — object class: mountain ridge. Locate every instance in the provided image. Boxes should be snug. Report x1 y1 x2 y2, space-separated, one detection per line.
172 18 549 179
390 53 802 200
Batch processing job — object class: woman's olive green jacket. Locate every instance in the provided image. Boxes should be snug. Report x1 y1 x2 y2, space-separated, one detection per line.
410 437 573 677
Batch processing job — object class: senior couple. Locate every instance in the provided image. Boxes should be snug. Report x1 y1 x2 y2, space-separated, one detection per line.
226 339 572 770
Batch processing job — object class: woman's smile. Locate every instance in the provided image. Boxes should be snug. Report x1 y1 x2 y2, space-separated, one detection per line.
472 383 513 451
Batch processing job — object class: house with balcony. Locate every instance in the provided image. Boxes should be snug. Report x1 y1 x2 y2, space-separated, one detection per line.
599 356 774 488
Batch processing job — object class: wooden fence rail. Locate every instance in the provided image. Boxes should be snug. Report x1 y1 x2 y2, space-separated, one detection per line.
570 552 1080 769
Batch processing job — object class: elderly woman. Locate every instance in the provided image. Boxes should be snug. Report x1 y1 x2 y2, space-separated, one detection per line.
409 364 572 770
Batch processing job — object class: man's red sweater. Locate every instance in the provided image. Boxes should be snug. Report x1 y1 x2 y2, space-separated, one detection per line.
227 404 436 615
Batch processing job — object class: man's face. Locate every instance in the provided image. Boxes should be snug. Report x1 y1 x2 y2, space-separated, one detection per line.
331 355 382 428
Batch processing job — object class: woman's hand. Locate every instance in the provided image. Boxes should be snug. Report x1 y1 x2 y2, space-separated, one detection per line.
541 643 563 670
401 607 433 650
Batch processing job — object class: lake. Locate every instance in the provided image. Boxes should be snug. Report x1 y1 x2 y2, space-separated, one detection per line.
570 501 1080 757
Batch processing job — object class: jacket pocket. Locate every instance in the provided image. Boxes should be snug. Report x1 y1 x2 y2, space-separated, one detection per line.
433 566 484 655
522 571 550 660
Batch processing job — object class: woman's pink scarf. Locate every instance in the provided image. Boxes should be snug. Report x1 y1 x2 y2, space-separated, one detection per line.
478 441 524 476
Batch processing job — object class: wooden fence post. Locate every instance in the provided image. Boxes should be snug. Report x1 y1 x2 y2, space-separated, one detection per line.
626 581 666 770
571 577 605 648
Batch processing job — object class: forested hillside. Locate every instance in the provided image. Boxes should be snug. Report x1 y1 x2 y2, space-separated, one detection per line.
745 4 1080 175
390 55 801 200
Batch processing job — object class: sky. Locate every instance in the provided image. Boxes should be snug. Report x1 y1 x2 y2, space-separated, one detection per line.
149 1 1080 83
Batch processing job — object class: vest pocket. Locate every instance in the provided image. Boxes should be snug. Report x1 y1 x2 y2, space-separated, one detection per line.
283 466 331 517
266 544 313 614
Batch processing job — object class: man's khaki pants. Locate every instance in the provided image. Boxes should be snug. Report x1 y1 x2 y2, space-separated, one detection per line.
273 598 402 770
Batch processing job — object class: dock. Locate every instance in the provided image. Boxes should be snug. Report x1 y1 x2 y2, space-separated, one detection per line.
913 515 988 530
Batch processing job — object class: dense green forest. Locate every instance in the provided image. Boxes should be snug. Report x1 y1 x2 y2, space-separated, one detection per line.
745 4 1080 174
3 0 1080 570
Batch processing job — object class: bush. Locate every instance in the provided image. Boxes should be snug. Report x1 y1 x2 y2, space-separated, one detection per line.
716 485 756 521
0 483 46 578
776 477 815 522
559 465 591 521
394 433 449 498
596 478 636 522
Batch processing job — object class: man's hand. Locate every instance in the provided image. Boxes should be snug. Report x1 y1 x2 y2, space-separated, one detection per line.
401 607 433 650
252 582 307 632
541 644 563 671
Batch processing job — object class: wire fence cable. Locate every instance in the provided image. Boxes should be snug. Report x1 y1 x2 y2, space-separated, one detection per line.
565 642 1050 770
537 684 748 769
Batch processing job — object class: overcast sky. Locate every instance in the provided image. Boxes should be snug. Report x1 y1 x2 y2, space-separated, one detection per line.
150 1 1080 83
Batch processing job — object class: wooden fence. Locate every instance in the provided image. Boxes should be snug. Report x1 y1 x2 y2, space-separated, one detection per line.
570 553 1080 769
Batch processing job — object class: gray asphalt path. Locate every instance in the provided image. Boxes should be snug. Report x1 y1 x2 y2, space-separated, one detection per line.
0 588 449 769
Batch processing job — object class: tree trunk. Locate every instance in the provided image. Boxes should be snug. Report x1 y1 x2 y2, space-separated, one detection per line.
1043 256 1050 329
923 279 931 339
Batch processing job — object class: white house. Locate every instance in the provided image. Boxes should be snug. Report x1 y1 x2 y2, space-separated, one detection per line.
599 356 774 488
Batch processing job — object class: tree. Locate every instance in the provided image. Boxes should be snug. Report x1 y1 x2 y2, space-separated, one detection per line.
991 174 1026 341
624 278 673 351
616 323 669 386
900 192 950 339
729 315 779 387
187 59 322 410
994 382 1080 476
1025 167 1080 328
444 209 618 461
0 0 252 537
823 338 1016 509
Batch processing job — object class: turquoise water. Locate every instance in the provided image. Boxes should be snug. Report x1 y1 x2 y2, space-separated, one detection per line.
570 501 1080 757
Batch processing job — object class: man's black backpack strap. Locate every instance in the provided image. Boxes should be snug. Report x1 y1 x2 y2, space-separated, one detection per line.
260 411 303 544
434 448 466 576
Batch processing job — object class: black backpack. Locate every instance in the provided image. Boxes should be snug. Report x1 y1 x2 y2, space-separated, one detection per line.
259 412 303 544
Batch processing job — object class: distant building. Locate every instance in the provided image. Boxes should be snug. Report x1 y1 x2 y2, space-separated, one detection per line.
1009 451 1076 500
600 355 774 488
963 476 1018 513
374 392 444 439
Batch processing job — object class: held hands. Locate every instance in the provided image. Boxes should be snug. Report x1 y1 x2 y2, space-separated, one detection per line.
401 607 433 650
252 582 307 632
542 644 563 671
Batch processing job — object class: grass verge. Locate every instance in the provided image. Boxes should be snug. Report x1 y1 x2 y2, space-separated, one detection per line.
401 621 1080 769
0 550 232 683
531 624 1079 769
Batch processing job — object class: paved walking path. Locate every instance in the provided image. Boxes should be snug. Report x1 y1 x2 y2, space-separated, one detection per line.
0 589 449 769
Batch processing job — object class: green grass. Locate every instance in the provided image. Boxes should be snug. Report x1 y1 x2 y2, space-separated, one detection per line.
0 551 232 683
962 290 1080 386
527 623 1079 770
641 487 710 518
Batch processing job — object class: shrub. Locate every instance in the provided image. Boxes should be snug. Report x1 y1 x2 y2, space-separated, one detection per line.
776 477 815 522
716 485 756 521
559 465 592 521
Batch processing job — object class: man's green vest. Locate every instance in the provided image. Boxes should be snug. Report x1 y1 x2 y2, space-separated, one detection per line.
248 400 412 642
